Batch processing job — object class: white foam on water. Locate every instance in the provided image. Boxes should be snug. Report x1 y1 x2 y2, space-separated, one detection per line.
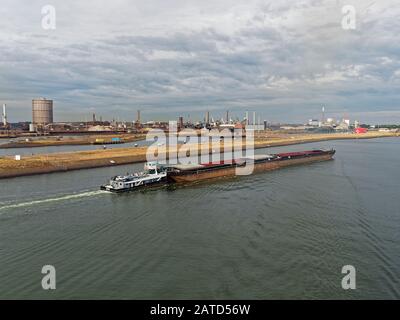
0 190 108 213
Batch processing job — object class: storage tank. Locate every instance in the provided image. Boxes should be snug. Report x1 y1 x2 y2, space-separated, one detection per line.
32 98 53 124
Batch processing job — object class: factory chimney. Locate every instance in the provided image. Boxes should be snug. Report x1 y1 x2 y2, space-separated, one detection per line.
2 104 7 126
178 116 184 129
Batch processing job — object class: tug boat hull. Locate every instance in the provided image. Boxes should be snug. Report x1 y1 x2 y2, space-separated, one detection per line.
101 176 167 193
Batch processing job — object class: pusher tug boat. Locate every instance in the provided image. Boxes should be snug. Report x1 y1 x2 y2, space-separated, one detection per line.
100 162 167 193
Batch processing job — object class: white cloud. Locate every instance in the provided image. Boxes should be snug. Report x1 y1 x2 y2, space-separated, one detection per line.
0 0 399 123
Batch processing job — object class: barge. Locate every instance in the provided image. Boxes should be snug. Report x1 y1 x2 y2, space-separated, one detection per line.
92 137 125 145
167 149 335 183
100 149 335 191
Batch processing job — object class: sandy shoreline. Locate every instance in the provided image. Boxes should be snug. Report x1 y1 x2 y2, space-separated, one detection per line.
0 132 398 179
0 134 146 149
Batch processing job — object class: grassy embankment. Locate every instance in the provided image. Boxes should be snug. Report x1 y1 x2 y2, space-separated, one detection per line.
0 134 146 148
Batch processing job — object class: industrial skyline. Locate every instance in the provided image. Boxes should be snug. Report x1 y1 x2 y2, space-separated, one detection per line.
3 94 380 138
0 97 361 127
0 98 383 126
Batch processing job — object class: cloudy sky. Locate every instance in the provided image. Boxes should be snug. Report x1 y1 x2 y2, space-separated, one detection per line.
0 0 399 123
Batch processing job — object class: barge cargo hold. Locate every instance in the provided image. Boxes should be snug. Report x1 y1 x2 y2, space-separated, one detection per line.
167 149 336 183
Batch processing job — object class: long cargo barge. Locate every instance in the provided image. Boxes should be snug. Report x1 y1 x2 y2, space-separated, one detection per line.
100 149 336 192
167 149 335 183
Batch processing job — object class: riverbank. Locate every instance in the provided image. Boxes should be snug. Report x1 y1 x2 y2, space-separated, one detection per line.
0 131 398 179
0 134 146 148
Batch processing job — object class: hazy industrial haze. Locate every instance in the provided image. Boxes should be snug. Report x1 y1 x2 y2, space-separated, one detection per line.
1 0 399 123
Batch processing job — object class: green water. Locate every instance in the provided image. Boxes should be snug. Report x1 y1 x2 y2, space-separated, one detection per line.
0 138 399 299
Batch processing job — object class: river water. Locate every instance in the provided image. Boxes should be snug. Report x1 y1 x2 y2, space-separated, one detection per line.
0 138 150 157
0 138 399 299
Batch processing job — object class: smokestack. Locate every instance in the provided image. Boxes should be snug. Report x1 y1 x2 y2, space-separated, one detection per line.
226 110 229 123
245 111 249 125
2 104 7 126
253 112 256 126
137 110 141 123
206 111 210 124
178 116 184 129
